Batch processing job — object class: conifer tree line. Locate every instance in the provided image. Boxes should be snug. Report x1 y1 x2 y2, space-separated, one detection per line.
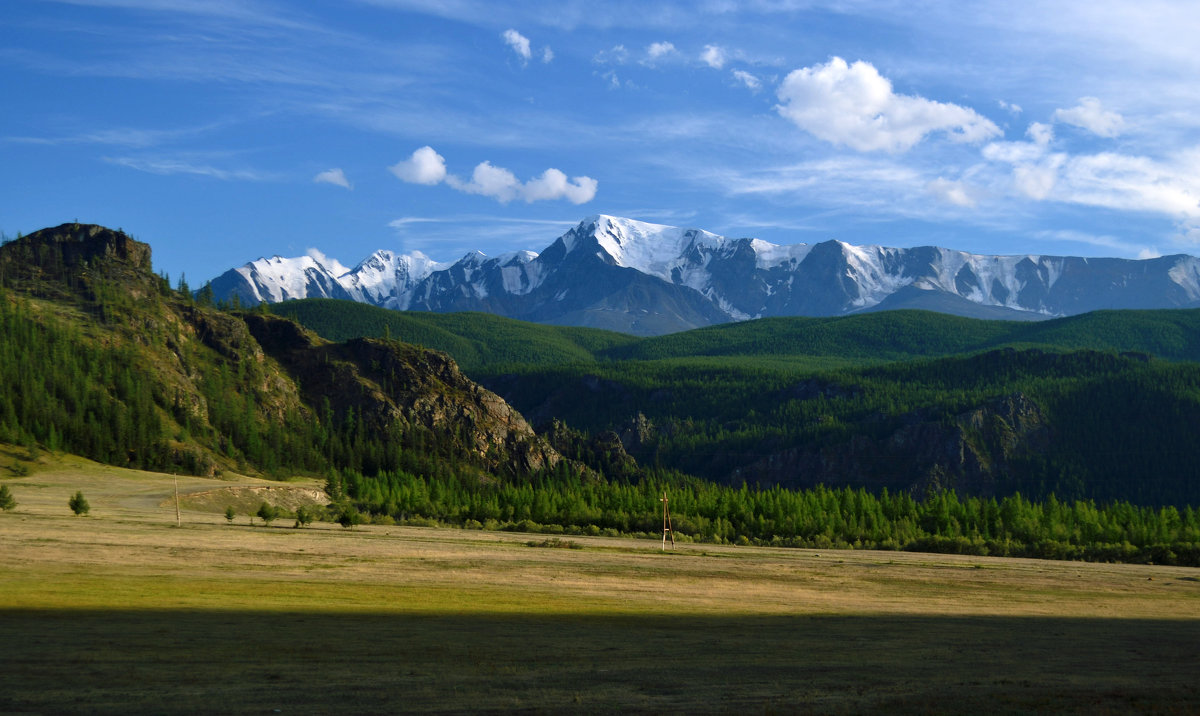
326 467 1200 566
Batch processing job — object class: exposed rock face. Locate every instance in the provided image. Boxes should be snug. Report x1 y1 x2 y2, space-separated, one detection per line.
735 392 1049 497
240 313 561 475
540 418 637 480
1 224 154 290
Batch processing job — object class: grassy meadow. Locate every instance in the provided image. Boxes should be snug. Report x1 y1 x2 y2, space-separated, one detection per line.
2 449 1199 714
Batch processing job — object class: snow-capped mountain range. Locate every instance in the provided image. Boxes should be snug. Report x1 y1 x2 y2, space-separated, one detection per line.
208 215 1200 335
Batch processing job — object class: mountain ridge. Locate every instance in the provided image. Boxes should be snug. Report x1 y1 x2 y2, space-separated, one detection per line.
207 215 1200 335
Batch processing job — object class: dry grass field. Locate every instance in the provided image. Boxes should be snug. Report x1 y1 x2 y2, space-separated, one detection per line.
2 448 1199 714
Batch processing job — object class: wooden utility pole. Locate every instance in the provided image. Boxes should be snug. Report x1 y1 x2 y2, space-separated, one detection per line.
173 475 181 527
660 492 675 551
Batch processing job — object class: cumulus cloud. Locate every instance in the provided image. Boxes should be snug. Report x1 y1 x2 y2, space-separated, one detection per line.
700 44 726 69
388 146 447 185
732 69 761 91
542 46 554 63
313 167 351 190
1053 97 1125 138
774 57 1001 153
446 162 598 204
502 28 532 63
390 146 597 205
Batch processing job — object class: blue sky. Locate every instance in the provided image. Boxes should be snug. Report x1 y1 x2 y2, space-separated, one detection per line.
4 1 1200 284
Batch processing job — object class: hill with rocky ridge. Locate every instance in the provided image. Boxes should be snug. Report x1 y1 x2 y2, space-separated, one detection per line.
0 223 561 481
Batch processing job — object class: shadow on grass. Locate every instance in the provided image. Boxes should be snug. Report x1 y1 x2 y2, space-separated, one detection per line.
1 610 1197 715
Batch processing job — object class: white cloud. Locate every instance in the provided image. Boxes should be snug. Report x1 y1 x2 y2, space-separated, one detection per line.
502 28 531 64
1053 97 1125 138
981 122 1053 164
646 41 677 61
522 168 599 204
926 177 977 207
983 128 1200 218
594 44 630 65
542 46 554 63
999 100 1022 115
388 146 447 185
774 57 1001 153
1058 152 1200 217
447 161 522 202
732 69 761 91
446 162 598 204
1027 121 1054 147
305 248 349 276
700 44 726 69
390 146 597 205
1012 156 1064 200
313 167 352 189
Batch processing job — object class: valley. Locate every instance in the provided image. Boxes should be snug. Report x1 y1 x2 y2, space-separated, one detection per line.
2 457 1198 714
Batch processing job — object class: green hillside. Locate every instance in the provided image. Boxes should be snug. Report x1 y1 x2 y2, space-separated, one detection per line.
278 299 1200 368
601 309 1200 363
273 298 637 371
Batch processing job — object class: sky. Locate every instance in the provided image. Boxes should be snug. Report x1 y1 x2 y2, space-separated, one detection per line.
4 0 1200 285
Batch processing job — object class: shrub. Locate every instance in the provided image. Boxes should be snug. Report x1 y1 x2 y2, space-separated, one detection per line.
256 502 277 526
0 484 15 511
224 505 236 523
337 506 364 530
68 490 89 516
293 506 313 528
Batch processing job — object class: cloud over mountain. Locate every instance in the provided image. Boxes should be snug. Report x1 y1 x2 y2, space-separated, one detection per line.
390 146 597 204
775 57 1001 153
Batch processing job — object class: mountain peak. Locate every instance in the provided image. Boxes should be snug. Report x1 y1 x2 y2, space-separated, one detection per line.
204 215 1200 336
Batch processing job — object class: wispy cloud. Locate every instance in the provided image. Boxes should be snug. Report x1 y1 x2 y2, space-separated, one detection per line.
731 69 761 91
104 155 272 181
386 214 582 257
313 168 352 189
1053 97 1125 138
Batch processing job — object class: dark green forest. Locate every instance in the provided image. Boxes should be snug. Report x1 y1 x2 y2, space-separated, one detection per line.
4 226 1200 565
281 298 1200 507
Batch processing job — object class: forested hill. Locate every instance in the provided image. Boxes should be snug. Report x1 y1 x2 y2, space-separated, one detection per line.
275 297 1200 367
276 297 1200 507
0 224 562 481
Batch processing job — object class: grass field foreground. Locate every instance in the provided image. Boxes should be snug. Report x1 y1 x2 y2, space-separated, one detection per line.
1 452 1199 714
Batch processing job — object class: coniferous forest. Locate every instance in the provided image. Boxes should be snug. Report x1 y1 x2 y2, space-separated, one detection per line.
3 224 1200 565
